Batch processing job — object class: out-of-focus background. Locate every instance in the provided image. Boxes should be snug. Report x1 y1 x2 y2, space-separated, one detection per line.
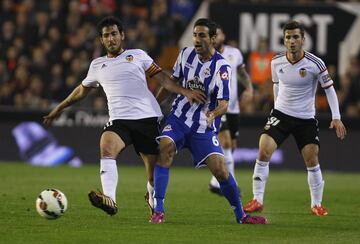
0 0 359 171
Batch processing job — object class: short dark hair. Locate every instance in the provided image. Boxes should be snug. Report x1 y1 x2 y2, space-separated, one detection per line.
215 23 224 32
283 20 305 37
97 16 124 36
194 18 217 38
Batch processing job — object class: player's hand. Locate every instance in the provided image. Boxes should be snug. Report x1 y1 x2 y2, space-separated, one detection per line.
329 119 347 140
184 89 207 105
206 111 215 127
43 107 62 126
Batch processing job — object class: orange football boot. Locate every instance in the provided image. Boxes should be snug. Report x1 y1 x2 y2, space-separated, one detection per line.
243 199 264 213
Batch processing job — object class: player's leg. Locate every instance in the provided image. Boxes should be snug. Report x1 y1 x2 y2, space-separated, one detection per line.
294 118 327 216
99 131 125 201
131 117 162 217
206 153 267 224
150 137 176 223
139 153 157 215
88 129 125 215
301 144 327 215
151 115 186 223
243 134 277 212
244 110 288 213
209 129 232 194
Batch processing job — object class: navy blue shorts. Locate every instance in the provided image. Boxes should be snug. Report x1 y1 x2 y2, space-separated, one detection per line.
157 115 224 167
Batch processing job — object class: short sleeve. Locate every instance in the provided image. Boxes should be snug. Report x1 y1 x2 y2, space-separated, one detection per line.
82 60 99 87
172 48 185 80
215 65 231 100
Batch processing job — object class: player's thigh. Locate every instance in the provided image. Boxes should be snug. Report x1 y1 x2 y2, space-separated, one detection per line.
226 113 240 140
158 115 187 154
100 131 126 157
131 117 160 155
262 110 291 147
292 119 320 152
218 129 232 148
188 132 223 168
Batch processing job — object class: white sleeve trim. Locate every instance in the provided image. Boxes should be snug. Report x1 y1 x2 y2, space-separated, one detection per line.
324 85 341 120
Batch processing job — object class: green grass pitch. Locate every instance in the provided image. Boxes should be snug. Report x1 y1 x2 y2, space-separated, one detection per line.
0 162 359 244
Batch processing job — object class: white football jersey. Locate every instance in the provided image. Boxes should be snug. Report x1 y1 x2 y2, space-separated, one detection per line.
271 51 333 119
82 49 163 121
220 45 244 114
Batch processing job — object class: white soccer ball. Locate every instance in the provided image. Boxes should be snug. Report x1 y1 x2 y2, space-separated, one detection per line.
36 189 68 219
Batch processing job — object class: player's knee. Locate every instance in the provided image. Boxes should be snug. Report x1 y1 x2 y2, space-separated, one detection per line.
159 141 175 167
258 148 272 162
214 168 228 182
304 156 319 168
212 163 228 182
100 145 118 158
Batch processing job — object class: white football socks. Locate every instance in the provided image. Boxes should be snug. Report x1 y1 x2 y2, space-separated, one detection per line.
147 181 154 208
100 158 118 202
252 159 269 204
209 148 235 188
307 164 324 207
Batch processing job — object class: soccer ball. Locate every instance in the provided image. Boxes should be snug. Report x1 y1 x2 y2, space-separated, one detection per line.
36 189 68 219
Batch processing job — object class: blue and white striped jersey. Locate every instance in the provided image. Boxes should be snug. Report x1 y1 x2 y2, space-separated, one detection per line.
170 47 231 133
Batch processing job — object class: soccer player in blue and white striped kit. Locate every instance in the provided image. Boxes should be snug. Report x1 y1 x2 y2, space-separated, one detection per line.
150 18 267 224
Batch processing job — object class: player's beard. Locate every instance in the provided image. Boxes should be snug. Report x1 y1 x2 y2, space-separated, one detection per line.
106 44 122 56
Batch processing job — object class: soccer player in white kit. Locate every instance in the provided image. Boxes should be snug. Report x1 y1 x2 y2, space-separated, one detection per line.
208 25 253 195
243 20 347 216
43 16 206 217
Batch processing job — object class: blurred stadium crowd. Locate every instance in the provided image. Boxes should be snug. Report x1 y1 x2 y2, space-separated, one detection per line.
0 0 359 117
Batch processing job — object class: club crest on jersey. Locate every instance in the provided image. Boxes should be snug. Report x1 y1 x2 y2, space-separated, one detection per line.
126 55 134 62
220 70 229 81
187 76 205 91
299 68 307 77
203 68 211 78
163 124 172 132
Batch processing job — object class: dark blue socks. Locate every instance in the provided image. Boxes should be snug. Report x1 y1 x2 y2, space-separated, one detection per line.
219 173 245 222
154 165 169 213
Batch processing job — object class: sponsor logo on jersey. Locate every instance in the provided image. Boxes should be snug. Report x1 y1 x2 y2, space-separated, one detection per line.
322 74 331 83
299 68 307 77
126 55 134 62
101 63 107 69
220 70 229 80
279 68 284 73
187 76 205 91
163 124 172 132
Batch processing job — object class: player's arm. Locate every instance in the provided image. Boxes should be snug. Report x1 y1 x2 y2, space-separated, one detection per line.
151 69 206 105
323 85 347 139
318 67 347 140
237 65 253 101
206 99 229 126
155 70 179 104
43 85 92 125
